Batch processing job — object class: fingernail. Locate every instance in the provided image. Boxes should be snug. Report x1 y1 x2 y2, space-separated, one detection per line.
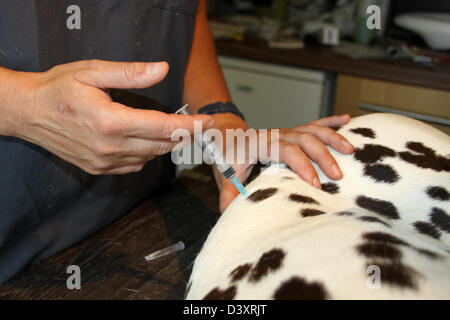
206 119 215 129
313 177 321 189
146 63 163 75
342 140 353 150
332 164 342 179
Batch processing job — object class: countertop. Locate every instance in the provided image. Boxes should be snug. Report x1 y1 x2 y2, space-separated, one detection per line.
215 39 450 92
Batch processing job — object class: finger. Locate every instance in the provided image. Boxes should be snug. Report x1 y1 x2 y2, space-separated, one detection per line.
281 131 342 180
83 138 187 172
124 137 187 158
115 107 215 140
76 60 169 89
309 114 351 128
268 140 321 188
292 124 354 154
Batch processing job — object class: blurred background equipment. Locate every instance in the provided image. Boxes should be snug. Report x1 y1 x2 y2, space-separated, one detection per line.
207 0 450 133
395 13 450 50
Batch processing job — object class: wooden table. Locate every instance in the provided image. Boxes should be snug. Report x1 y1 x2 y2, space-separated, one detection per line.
0 166 220 300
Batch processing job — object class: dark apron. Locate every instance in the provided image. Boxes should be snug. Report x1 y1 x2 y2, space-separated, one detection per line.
0 0 199 283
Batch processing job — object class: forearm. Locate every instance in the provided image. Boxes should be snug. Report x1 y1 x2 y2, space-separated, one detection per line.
0 67 21 136
182 0 232 114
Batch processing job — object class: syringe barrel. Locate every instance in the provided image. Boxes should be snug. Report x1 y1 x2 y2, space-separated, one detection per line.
176 104 236 180
197 131 236 179
219 165 236 179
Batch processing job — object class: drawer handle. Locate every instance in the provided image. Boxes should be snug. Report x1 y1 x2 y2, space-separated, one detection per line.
358 103 450 126
235 85 253 93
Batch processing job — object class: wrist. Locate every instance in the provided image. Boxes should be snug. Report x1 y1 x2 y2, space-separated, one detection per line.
0 68 39 137
0 68 15 135
198 101 246 122
211 112 248 130
197 101 248 129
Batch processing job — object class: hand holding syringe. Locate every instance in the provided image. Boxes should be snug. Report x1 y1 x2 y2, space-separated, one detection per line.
175 104 247 197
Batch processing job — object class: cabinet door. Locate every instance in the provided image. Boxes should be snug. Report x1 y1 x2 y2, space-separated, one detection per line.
334 74 450 135
220 59 325 129
223 68 324 128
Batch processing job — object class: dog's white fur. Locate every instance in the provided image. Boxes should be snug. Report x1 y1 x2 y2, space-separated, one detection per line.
187 114 450 299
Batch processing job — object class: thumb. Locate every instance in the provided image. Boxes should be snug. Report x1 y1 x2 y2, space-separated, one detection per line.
76 60 169 89
219 180 240 213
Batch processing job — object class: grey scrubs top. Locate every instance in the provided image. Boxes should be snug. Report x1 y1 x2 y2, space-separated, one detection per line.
0 0 199 283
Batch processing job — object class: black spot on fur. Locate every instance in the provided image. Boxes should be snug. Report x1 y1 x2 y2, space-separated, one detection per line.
229 263 252 282
356 243 402 260
363 233 441 260
249 249 285 282
415 248 441 260
367 262 419 289
301 208 326 217
350 127 376 138
247 188 278 202
414 221 441 239
354 144 396 165
356 196 400 220
398 141 450 172
336 211 354 216
362 232 410 247
244 163 263 186
203 286 237 300
273 276 328 300
282 176 294 180
430 207 450 233
321 182 339 194
358 216 391 227
289 194 319 205
426 186 450 201
364 164 400 184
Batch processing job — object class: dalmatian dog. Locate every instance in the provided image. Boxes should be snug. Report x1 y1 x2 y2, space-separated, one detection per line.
186 113 450 300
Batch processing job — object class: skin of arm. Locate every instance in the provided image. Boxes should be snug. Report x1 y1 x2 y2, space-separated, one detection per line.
0 67 33 136
182 0 246 129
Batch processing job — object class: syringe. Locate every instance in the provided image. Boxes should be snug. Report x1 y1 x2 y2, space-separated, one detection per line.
175 104 247 197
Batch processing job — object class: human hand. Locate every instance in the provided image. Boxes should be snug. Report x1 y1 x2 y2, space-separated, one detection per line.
0 60 214 174
211 114 354 213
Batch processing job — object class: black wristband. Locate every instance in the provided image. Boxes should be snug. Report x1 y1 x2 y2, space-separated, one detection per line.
197 101 245 121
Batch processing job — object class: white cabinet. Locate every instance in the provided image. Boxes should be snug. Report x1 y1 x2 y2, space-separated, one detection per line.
219 56 333 129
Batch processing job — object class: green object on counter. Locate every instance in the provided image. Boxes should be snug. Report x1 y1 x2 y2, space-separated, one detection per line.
257 0 287 21
354 0 377 46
